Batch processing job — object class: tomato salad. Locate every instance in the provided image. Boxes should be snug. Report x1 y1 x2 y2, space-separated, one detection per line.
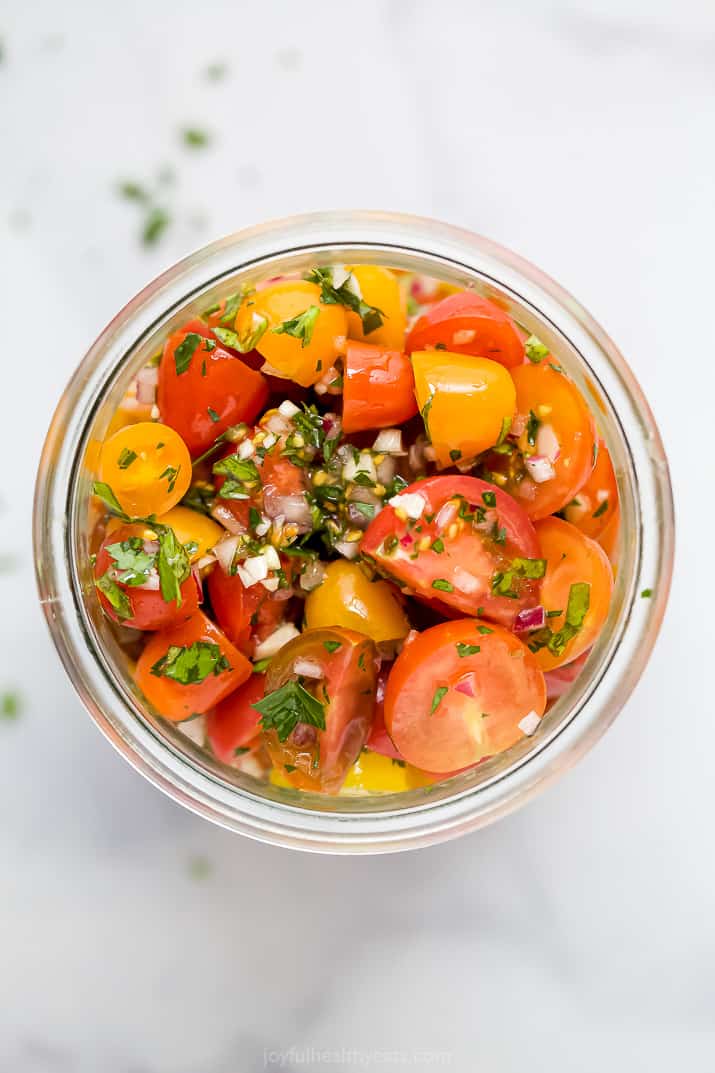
90 265 617 795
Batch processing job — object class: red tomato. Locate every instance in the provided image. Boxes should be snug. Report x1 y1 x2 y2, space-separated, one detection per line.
365 665 404 760
405 292 524 369
562 438 618 541
134 610 252 721
544 651 589 701
342 341 418 434
207 673 265 763
384 619 546 771
212 438 308 535
260 628 377 794
94 523 200 631
361 475 543 627
207 564 287 655
157 329 268 456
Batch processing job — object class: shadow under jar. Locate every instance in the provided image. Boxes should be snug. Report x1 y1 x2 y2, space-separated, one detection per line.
34 211 674 854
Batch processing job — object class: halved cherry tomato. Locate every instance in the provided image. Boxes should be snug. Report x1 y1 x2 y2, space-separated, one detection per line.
211 435 309 538
98 422 191 518
361 475 543 627
406 292 524 368
260 627 377 794
384 619 546 772
238 281 347 387
158 329 268 456
530 517 613 672
304 560 410 642
207 673 265 763
483 362 596 520
341 749 432 793
342 341 417 434
207 564 288 655
543 651 589 702
104 506 222 564
365 664 403 760
94 523 200 630
562 438 618 541
134 610 251 721
411 350 516 467
344 265 406 350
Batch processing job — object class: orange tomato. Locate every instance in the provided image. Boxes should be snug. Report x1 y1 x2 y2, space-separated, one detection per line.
411 350 516 468
562 438 618 541
531 517 613 672
239 281 347 387
342 340 417 433
98 422 191 517
134 610 251 721
304 560 410 642
344 265 406 350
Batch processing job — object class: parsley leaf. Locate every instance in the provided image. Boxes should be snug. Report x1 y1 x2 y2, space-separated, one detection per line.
252 679 326 742
306 267 384 334
482 491 496 508
92 481 128 519
456 643 480 658
430 686 448 715
525 334 549 363
592 499 609 519
151 642 231 684
174 332 203 375
511 557 547 579
323 640 342 653
105 537 155 586
117 448 137 469
213 453 261 499
641 588 653 599
95 572 132 619
432 578 454 592
272 306 320 348
155 525 191 606
207 406 220 423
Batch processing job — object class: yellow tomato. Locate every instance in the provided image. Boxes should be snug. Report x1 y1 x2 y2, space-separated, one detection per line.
154 506 223 562
411 350 516 468
341 750 432 793
345 265 406 350
304 560 410 643
98 421 191 517
238 281 347 387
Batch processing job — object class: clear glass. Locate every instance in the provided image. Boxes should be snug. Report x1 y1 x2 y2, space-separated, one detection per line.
33 211 674 853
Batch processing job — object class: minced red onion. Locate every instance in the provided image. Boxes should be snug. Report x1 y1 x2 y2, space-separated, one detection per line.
299 559 326 592
525 455 556 483
514 605 546 632
455 677 476 697
293 657 323 679
372 428 405 455
334 540 360 560
210 504 246 535
264 492 312 529
212 535 240 574
536 422 560 463
453 567 480 594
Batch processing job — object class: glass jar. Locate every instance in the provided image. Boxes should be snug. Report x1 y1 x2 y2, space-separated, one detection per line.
33 211 674 853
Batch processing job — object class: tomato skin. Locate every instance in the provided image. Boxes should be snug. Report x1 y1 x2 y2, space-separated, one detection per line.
262 627 377 794
207 564 286 655
207 673 265 763
342 341 417 434
98 422 191 518
344 265 406 350
532 517 613 672
158 329 268 456
406 292 524 369
365 665 404 760
134 610 252 721
361 475 543 627
94 523 200 631
563 438 618 541
304 560 410 643
384 619 546 772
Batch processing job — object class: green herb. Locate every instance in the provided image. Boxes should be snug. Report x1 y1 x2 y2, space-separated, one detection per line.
526 410 540 447
249 507 261 529
358 651 366 670
495 416 512 446
323 640 342 653
431 538 445 553
181 482 215 516
641 588 653 599
234 747 250 757
491 571 517 598
174 332 203 375
151 641 231 684
548 362 565 374
105 538 155 586
219 291 245 326
476 624 493 634
421 394 434 437
352 472 375 488
430 686 448 715
548 582 590 655
525 334 549 363
154 525 191 606
432 578 453 592
306 266 384 334
142 206 170 246
592 440 599 467
159 465 181 494
449 449 462 462
352 501 376 521
272 305 320 348
213 453 260 499
252 680 326 742
477 607 485 616
384 534 399 555
1 691 21 721
181 126 210 148
592 499 609 519
117 448 138 470
92 481 127 518
511 557 547 579
482 491 496 508
456 643 480 658
490 523 507 545
252 657 272 674
95 573 132 619
207 406 220 423
118 180 149 202
391 757 406 768
284 763 296 772
546 609 562 618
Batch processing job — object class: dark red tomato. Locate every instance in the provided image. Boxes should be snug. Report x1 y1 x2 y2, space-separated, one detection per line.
384 620 546 771
94 523 200 631
260 627 377 794
361 475 543 628
207 564 287 655
365 665 404 760
405 292 524 369
342 341 418 434
158 329 268 456
207 673 265 763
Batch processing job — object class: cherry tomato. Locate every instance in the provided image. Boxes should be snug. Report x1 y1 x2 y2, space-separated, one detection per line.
384 619 546 772
153 506 223 562
342 341 418 434
260 627 377 794
158 329 268 456
483 362 596 520
207 564 288 655
344 265 406 350
207 673 265 763
411 350 516 467
134 610 251 721
239 281 347 387
341 749 432 793
211 435 308 539
304 560 410 643
94 523 200 630
361 475 543 627
98 422 191 518
406 291 524 368
365 664 403 760
562 438 618 541
530 517 613 671
543 651 589 701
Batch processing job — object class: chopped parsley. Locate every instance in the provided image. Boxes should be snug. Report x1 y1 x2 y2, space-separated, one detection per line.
456 643 480 657
431 538 445 553
430 686 448 715
159 465 181 494
641 588 653 598
421 394 434 437
92 481 127 519
213 453 260 498
306 266 384 334
482 491 496 508
525 334 549 363
117 448 137 469
526 410 540 447
142 206 170 246
95 573 132 619
207 406 220 423
352 501 376 521
476 625 493 634
495 416 512 446
151 641 231 684
272 305 320 348
449 449 462 462
511 557 547 579
432 578 454 592
323 640 342 653
155 525 191 606
105 538 155 586
252 679 326 742
528 582 591 657
173 332 203 375
592 499 609 518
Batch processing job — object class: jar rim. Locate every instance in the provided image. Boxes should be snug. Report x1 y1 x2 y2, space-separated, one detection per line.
33 210 674 853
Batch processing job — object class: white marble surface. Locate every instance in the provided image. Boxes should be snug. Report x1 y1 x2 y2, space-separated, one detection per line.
1 0 714 1069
